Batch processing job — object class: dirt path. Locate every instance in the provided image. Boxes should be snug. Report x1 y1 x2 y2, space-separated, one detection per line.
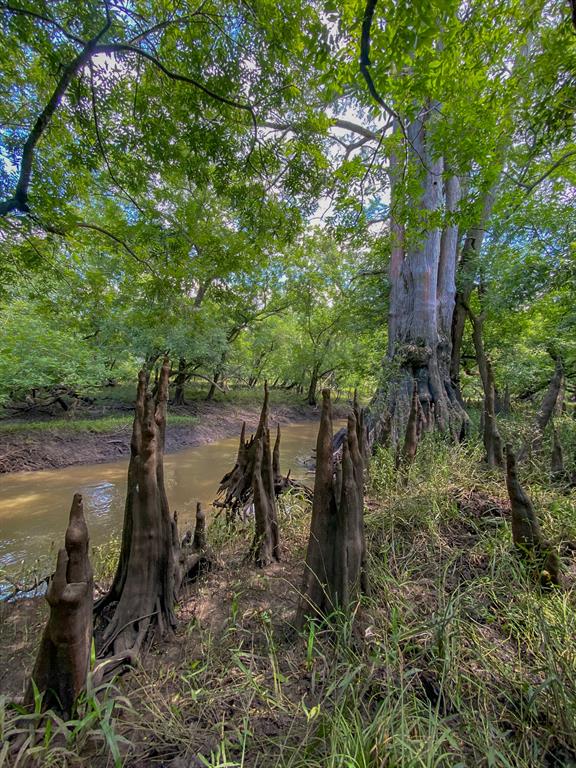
0 400 346 475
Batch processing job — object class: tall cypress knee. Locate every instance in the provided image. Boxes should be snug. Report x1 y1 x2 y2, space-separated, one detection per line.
26 494 93 716
96 358 178 655
296 390 367 627
505 444 562 587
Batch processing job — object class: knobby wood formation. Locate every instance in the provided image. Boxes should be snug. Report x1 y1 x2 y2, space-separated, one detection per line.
297 390 368 626
26 494 93 716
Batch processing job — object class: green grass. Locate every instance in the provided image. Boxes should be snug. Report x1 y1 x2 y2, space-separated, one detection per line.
0 413 199 434
0 380 322 435
3 422 576 767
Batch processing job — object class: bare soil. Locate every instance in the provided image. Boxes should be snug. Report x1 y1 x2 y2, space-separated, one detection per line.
0 400 343 475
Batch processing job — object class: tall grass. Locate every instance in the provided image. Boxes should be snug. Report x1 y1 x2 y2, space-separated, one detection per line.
3 423 576 766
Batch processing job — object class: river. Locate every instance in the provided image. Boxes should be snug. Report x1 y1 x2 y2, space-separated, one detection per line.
0 421 327 584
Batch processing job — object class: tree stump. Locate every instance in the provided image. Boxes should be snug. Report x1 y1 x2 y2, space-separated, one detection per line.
296 390 368 627
173 503 211 596
215 384 312 548
505 444 562 587
25 494 93 715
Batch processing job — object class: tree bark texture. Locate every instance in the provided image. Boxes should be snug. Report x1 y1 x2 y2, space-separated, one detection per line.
518 359 564 460
469 311 503 468
505 445 561 587
551 426 566 483
26 494 93 715
381 112 468 447
296 390 367 626
95 359 178 655
396 380 423 471
450 185 498 398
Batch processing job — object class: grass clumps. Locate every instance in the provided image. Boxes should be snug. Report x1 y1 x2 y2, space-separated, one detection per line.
2 432 576 766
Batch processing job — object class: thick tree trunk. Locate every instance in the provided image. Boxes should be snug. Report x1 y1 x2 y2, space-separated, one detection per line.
95 359 178 655
26 494 93 716
296 392 367 626
381 114 468 446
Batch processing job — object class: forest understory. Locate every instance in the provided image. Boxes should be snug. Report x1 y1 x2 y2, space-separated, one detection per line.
2 414 576 768
1 0 575 765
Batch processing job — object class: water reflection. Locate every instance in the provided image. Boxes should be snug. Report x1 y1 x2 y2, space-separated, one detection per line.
0 420 335 578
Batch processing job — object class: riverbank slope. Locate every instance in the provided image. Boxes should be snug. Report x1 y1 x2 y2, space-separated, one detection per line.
0 390 348 474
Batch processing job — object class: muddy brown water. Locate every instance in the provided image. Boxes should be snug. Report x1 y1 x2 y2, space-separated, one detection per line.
0 421 336 592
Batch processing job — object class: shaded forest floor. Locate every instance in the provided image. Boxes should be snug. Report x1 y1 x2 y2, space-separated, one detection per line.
0 386 337 474
2 433 576 767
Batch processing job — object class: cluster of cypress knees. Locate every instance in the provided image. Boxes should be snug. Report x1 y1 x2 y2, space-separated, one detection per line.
22 363 563 718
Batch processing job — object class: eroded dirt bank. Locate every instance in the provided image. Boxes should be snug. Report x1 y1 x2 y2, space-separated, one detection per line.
0 400 347 475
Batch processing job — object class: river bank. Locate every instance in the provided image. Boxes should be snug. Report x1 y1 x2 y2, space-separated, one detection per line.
2 438 575 767
0 397 347 475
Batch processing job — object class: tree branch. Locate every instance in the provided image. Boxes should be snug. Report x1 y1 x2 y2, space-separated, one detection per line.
0 3 85 45
98 42 256 123
359 0 399 123
0 15 111 216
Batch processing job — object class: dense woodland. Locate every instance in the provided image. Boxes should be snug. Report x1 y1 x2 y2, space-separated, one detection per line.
1 0 576 766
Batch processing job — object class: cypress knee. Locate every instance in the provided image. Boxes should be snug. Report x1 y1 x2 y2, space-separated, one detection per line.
296 391 368 627
26 494 93 716
505 444 562 587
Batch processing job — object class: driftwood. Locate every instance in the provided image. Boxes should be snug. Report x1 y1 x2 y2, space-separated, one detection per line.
25 494 93 715
505 444 562 587
296 390 368 626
